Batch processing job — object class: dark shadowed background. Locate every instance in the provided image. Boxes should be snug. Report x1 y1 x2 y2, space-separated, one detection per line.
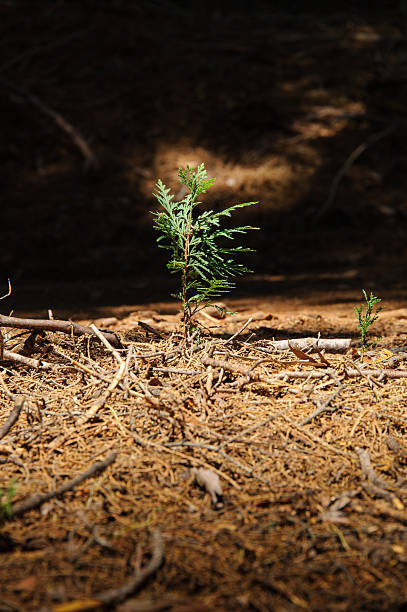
1 0 406 315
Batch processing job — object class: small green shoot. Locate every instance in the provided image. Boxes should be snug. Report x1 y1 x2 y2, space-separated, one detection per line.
0 479 18 521
354 290 384 351
152 163 259 335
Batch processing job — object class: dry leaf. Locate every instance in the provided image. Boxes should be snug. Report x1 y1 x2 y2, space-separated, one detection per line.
288 341 329 367
191 467 223 506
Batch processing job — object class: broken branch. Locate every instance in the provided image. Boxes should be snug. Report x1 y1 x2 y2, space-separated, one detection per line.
0 314 121 348
6 452 117 521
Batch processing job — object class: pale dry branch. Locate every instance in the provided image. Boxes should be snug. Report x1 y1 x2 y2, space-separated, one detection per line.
257 338 353 353
0 278 11 301
224 317 253 344
356 447 388 489
2 348 56 370
75 325 126 425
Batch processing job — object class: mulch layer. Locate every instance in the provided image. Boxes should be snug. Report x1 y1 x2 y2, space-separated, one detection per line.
1 306 407 611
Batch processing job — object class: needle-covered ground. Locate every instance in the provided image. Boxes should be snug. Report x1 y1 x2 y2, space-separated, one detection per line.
1 299 407 611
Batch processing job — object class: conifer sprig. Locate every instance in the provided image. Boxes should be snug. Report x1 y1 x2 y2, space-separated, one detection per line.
152 163 259 334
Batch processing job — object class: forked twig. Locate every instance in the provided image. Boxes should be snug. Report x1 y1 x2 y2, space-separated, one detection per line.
76 325 126 425
356 447 388 489
299 377 343 426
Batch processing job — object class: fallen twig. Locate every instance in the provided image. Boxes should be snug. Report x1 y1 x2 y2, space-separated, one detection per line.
38 530 163 612
281 414 347 457
0 313 122 348
0 396 25 440
97 530 164 606
0 278 11 301
288 340 330 367
2 348 55 370
202 357 407 383
76 325 126 425
0 77 97 169
60 529 163 610
299 378 344 426
138 320 165 339
5 452 117 521
314 123 396 221
224 317 253 344
356 447 388 489
132 432 241 489
164 440 267 483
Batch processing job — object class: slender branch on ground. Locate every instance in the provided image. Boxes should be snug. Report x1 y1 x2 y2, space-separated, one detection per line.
163 440 268 483
132 432 241 489
0 396 25 440
280 414 347 457
218 407 293 449
2 349 55 370
0 278 11 301
138 320 165 339
5 452 117 521
0 77 97 169
314 123 396 221
0 370 13 396
202 356 407 382
0 314 122 348
75 325 126 426
224 318 253 344
150 366 201 375
299 382 344 426
356 447 388 489
97 530 164 607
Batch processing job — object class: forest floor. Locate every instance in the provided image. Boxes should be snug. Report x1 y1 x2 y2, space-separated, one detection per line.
1 295 407 612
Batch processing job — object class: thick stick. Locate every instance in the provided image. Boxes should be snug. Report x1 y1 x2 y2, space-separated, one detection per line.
0 314 121 348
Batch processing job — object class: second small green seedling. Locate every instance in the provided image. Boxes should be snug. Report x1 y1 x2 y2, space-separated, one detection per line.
354 289 384 350
0 479 18 522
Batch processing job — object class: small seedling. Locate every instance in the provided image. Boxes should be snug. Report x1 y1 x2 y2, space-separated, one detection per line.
0 479 18 521
152 163 258 335
354 290 384 351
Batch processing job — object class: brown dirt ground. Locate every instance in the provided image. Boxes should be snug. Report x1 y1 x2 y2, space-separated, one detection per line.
1 2 407 611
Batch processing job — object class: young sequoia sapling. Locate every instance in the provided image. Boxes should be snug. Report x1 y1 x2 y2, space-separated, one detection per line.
152 164 258 334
